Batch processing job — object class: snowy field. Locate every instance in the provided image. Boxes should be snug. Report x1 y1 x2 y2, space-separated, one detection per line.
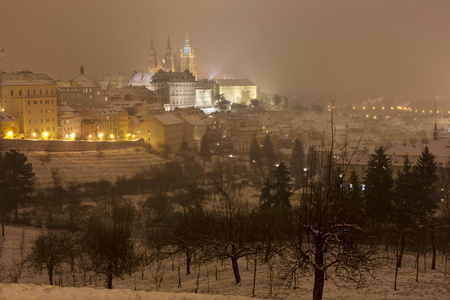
0 225 449 300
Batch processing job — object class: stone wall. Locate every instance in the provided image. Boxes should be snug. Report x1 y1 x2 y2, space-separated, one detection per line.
0 138 146 152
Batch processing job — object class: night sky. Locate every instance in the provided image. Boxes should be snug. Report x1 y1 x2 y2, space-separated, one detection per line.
1 0 450 103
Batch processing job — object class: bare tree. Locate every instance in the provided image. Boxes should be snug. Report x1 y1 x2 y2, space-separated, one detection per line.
283 103 375 300
81 194 142 289
204 180 255 284
26 231 68 285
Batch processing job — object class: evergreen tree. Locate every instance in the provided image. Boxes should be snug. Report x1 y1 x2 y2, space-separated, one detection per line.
249 134 261 163
199 130 211 161
392 156 416 267
364 147 394 231
0 150 35 222
262 134 275 167
412 146 439 269
290 138 304 189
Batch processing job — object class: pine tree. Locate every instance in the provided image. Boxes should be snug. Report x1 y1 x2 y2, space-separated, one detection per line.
200 131 211 159
0 150 35 222
290 138 304 189
262 134 275 167
412 146 438 269
392 156 416 268
364 147 394 231
249 135 261 163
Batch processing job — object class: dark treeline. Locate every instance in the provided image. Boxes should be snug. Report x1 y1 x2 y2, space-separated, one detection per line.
0 141 449 300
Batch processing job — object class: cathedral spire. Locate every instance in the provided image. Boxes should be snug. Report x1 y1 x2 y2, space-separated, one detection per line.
147 36 158 73
150 36 155 50
166 36 171 51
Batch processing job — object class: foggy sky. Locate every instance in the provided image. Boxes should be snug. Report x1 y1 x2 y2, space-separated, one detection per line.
1 0 450 103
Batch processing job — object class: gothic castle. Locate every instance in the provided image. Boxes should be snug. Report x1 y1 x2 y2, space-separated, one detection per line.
147 31 198 79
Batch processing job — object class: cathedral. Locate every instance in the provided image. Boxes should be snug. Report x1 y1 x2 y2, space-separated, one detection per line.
147 31 198 79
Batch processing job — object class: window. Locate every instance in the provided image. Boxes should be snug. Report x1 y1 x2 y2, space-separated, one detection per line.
33 100 37 104
28 101 30 105
46 118 49 122
19 90 22 96
40 100 42 104
10 90 13 96
33 90 36 95
28 90 30 96
40 90 42 95
45 100 49 104
46 90 48 95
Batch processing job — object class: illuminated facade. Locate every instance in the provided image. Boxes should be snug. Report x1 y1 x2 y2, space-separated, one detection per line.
70 65 107 107
145 31 198 79
179 30 198 79
0 71 58 139
214 79 257 104
139 114 184 151
149 70 196 110
57 106 81 140
0 112 20 139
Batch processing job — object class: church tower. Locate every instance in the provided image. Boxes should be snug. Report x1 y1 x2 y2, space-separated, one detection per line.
179 30 198 79
147 36 158 73
164 36 175 72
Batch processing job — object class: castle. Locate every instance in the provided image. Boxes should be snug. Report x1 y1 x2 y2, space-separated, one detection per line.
147 31 198 79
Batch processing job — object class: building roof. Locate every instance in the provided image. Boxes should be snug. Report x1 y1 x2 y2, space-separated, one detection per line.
0 112 19 122
151 70 195 83
0 71 55 86
153 114 183 126
181 115 205 126
215 79 255 87
129 72 156 85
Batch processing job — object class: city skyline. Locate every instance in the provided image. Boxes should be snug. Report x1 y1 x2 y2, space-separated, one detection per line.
1 0 450 103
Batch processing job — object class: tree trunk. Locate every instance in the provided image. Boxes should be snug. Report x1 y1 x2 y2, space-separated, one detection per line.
48 266 53 285
397 232 406 268
231 256 241 284
186 251 192 275
107 274 113 289
431 229 436 270
313 238 325 300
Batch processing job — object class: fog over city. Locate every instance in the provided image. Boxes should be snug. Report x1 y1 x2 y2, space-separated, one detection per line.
2 0 450 103
0 1 450 300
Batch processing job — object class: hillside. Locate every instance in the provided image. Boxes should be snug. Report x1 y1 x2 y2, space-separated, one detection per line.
23 149 164 189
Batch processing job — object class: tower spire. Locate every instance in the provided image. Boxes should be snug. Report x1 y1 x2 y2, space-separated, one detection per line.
166 35 171 50
80 63 84 75
150 36 155 50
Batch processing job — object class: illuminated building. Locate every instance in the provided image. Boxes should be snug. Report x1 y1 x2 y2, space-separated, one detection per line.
84 105 129 140
179 30 198 79
69 65 107 107
214 79 257 104
145 31 198 78
0 71 58 139
149 70 196 110
57 106 81 140
0 112 20 139
139 113 184 151
177 114 207 150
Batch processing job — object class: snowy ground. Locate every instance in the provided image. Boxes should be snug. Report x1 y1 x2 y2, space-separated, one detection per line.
1 225 449 300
